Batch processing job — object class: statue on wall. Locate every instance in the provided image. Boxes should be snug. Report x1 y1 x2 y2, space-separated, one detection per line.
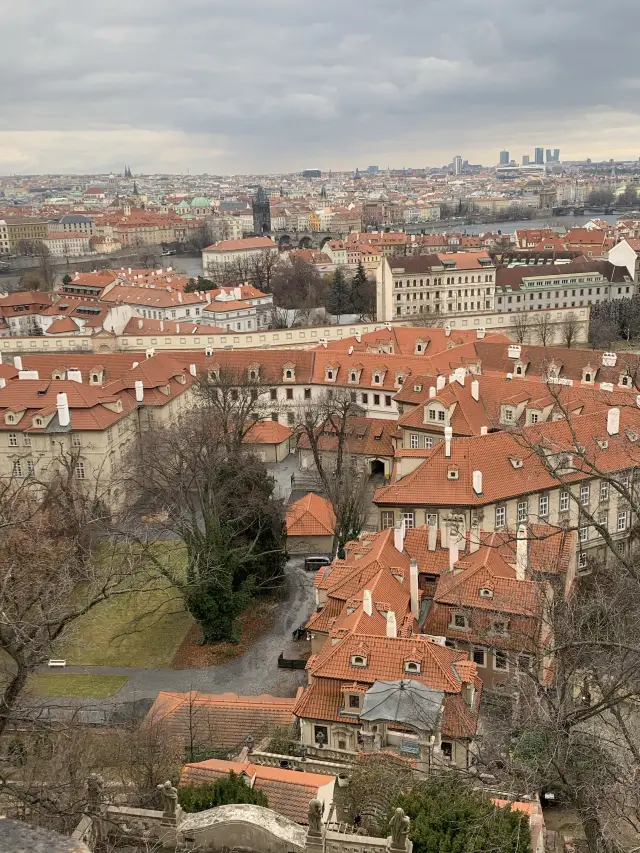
389 807 410 850
86 773 105 811
308 798 323 836
158 780 178 818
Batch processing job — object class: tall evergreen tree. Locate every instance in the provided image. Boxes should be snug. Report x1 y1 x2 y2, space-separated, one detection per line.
179 772 268 812
350 260 375 319
326 267 352 321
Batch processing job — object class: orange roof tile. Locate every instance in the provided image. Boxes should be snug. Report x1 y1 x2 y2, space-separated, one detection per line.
286 493 335 538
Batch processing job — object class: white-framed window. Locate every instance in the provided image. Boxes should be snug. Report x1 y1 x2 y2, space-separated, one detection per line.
495 505 506 528
538 495 549 518
438 410 446 422
403 511 415 529
423 435 433 449
404 660 421 674
529 412 539 424
12 460 22 478
426 513 438 527
600 481 609 501
381 511 395 529
72 434 81 447
580 484 590 506
578 552 588 571
617 510 628 531
351 654 367 667
598 511 608 529
579 523 588 543
23 435 31 447
494 650 508 671
504 408 513 422
8 433 18 447
428 409 436 421
560 491 570 512
517 500 527 522
75 461 86 480
453 613 469 629
410 434 419 449
472 647 486 667
619 471 630 489
26 460 35 476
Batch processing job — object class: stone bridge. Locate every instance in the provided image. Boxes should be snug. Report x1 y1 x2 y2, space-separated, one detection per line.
272 230 344 250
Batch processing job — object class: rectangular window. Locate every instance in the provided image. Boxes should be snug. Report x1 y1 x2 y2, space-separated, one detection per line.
453 614 468 629
472 647 486 666
22 435 31 447
438 410 446 422
579 523 588 543
8 433 17 447
287 412 295 426
381 511 395 529
617 510 628 531
26 460 35 476
72 434 82 447
410 434 419 449
517 654 533 670
12 460 22 478
286 388 293 400
560 491 570 512
538 495 549 518
348 694 360 709
403 511 415 529
428 409 436 421
270 388 277 400
75 462 85 480
385 395 392 407
271 412 278 422
517 500 528 523
580 484 590 506
426 513 438 527
424 435 433 449
578 552 587 571
494 650 508 671
373 394 380 406
495 505 506 528
304 388 311 400
620 471 630 489
361 393 369 404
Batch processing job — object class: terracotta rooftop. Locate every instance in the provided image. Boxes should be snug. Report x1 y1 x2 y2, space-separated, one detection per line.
286 493 335 538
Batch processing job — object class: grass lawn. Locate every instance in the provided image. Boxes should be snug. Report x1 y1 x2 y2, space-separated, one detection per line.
56 544 194 668
28 674 129 698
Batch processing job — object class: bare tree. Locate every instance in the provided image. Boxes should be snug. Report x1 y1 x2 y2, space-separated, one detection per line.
532 312 554 346
271 256 327 311
560 311 581 348
511 312 531 345
297 391 371 556
407 308 445 327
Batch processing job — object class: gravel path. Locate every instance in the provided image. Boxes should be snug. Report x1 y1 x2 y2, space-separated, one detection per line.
36 557 316 705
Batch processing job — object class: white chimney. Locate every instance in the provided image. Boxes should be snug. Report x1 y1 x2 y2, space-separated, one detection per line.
607 407 620 436
14 356 22 370
454 367 465 386
132 361 139 369
436 375 446 391
67 368 82 383
429 386 436 399
444 426 453 457
363 589 373 617
480 425 488 436
128 267 132 274
135 380 144 403
508 344 521 359
355 332 361 343
469 522 480 553
444 325 451 337
146 347 155 359
56 392 70 427
189 363 197 377
178 292 183 303
448 537 459 572
386 611 397 638
18 370 39 380
476 328 486 339
602 351 617 367
176 323 180 334
0 352 2 363
394 517 406 552
138 319 143 329
473 470 483 495
428 525 437 551
471 380 479 401
160 320 164 332
516 524 528 581
410 558 419 620
0 378 6 389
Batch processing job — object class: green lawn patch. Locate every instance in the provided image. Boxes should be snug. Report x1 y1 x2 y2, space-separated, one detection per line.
28 674 129 698
56 578 193 668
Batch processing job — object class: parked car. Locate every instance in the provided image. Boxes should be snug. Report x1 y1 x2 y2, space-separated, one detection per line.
304 554 332 572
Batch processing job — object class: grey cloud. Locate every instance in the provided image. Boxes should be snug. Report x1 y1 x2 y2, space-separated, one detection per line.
1 0 640 172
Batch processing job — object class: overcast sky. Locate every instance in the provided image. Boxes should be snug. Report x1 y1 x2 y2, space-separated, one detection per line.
2 0 640 175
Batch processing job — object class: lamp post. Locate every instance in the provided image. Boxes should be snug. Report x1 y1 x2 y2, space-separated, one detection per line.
245 735 254 755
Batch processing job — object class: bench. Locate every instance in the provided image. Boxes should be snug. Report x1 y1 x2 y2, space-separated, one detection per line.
47 659 67 668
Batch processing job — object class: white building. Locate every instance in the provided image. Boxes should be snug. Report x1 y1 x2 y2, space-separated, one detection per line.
43 232 92 258
0 221 9 255
202 236 278 274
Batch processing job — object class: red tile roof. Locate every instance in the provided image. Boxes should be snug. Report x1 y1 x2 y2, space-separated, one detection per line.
244 419 293 445
286 493 335 538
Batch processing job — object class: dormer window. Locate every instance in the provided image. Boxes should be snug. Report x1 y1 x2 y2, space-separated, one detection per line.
349 371 358 383
479 587 494 599
6 413 15 424
34 417 43 427
92 374 99 383
509 457 524 469
413 384 422 393
515 365 523 376
620 374 631 388
249 369 258 380
491 620 509 636
351 654 367 667
447 466 459 480
503 406 514 423
452 613 469 630
395 372 405 387
404 660 421 674
373 373 381 384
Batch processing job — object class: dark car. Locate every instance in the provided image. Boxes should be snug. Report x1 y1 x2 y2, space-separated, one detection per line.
304 554 332 572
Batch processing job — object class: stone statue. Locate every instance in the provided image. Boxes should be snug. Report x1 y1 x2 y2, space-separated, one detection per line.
389 807 410 850
308 798 323 837
157 780 178 819
87 773 105 811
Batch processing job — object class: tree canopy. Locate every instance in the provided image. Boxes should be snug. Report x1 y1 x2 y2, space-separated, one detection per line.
386 778 532 853
178 772 268 812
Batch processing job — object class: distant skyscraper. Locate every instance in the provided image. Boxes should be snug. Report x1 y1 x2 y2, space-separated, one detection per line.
252 186 271 235
522 155 531 165
553 148 560 162
545 149 552 163
535 147 544 165
499 150 510 165
367 165 379 173
453 155 463 175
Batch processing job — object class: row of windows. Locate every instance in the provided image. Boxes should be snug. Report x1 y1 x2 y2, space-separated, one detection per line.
409 433 435 449
12 458 85 479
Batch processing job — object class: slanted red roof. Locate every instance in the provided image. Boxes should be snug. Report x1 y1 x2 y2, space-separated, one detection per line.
286 493 335 537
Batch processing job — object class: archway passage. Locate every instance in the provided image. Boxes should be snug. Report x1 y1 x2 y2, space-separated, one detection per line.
298 236 312 249
370 459 385 478
278 234 292 248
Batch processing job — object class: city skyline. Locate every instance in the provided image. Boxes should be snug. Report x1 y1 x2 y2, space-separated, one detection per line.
1 0 640 175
